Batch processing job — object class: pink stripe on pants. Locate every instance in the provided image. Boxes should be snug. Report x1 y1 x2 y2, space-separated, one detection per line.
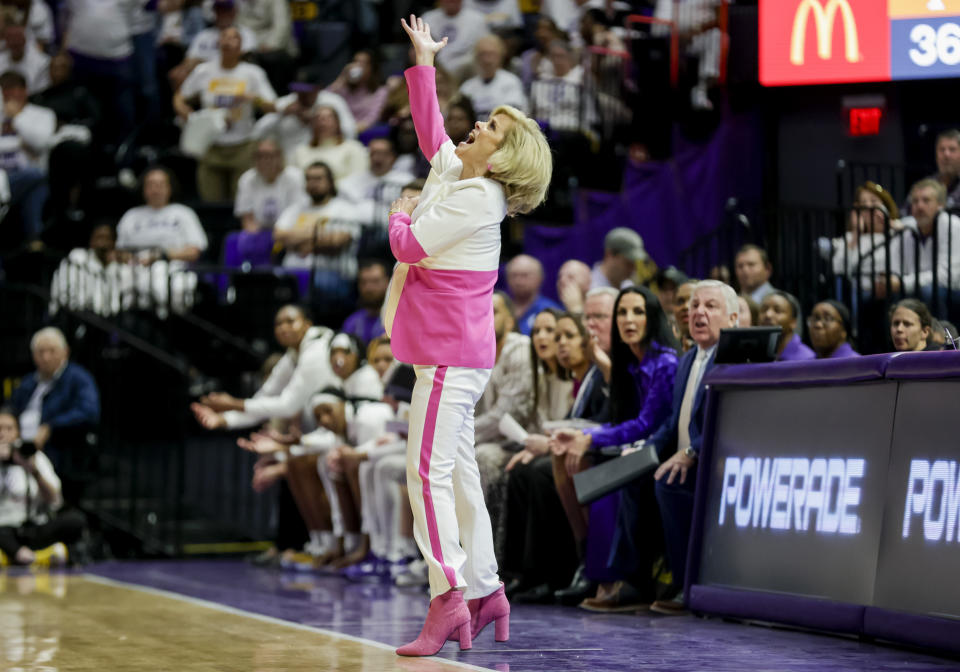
418 365 458 589
407 364 500 599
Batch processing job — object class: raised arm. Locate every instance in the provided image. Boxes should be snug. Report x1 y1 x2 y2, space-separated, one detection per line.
401 15 450 162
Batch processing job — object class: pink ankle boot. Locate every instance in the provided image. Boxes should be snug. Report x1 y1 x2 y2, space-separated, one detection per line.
468 583 510 641
396 589 472 657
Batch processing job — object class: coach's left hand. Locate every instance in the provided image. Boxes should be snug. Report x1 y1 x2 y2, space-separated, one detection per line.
390 195 419 216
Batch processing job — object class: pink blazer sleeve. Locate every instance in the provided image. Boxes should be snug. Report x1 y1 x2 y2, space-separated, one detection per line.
404 65 452 164
389 211 428 263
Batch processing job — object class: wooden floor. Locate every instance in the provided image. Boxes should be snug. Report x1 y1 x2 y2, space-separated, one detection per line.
0 573 477 672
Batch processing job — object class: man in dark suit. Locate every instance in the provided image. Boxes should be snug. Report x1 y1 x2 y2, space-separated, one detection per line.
10 327 100 469
647 280 738 614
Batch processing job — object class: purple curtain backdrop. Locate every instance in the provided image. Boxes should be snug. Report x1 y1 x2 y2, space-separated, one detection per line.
520 113 763 302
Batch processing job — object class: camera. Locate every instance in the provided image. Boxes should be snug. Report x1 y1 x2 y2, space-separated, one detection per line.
1 439 37 464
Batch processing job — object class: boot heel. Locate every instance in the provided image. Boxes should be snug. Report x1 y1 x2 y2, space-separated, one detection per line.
494 615 509 642
457 623 473 650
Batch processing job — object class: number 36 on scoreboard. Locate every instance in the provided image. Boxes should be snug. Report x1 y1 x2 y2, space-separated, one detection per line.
887 0 960 80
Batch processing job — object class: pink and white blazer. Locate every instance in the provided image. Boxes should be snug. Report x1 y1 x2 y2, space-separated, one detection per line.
383 65 506 369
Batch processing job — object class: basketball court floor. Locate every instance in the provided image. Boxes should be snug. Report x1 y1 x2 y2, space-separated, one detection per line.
2 559 958 671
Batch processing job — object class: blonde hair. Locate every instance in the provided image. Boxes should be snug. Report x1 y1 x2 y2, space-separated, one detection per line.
911 178 947 205
487 105 553 215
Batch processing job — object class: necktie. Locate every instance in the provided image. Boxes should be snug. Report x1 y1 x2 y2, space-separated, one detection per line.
677 351 706 454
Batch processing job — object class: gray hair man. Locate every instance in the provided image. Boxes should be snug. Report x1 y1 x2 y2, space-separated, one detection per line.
10 327 100 463
647 280 737 614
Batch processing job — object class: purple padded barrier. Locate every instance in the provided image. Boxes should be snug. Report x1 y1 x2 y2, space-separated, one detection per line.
864 607 960 655
683 388 720 606
884 350 960 379
705 353 894 388
689 585 866 635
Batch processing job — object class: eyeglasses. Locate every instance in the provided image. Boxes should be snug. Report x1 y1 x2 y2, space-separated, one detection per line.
585 312 610 322
807 314 839 326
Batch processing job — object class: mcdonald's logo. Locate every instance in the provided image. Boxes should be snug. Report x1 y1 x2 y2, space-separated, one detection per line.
759 0 889 87
790 0 861 65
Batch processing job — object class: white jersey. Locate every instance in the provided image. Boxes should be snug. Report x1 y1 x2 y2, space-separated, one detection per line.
421 6 489 74
180 60 276 145
234 165 306 229
66 0 133 59
223 326 338 427
0 42 51 93
459 69 527 118
275 197 360 275
116 204 208 252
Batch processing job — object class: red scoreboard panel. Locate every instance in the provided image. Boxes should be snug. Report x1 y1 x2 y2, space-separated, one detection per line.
760 0 960 86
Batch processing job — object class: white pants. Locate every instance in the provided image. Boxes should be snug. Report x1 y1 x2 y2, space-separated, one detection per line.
358 439 407 559
407 365 500 600
314 445 345 538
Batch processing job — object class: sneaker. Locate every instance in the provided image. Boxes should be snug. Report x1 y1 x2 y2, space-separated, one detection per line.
394 558 429 587
388 556 415 579
30 542 68 570
341 553 388 582
690 82 713 111
249 547 281 568
280 551 316 572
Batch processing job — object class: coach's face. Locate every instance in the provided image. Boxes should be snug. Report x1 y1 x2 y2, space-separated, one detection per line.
689 287 736 349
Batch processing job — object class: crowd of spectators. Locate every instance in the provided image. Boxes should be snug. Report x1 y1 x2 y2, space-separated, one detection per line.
6 2 960 631
9 0 692 311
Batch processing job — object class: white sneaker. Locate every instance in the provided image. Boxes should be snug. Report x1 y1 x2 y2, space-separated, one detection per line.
691 82 713 111
394 558 429 587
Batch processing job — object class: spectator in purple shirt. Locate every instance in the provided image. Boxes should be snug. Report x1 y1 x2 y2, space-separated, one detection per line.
760 290 816 361
809 300 860 359
341 259 388 347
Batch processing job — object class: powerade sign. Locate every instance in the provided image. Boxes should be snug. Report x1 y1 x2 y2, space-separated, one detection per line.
874 380 960 618
698 377 960 619
760 0 960 86
901 460 960 543
718 457 865 535
699 385 895 604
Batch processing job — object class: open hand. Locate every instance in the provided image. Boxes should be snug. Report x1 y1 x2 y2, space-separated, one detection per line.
401 15 448 66
191 402 226 430
654 449 696 485
238 432 285 455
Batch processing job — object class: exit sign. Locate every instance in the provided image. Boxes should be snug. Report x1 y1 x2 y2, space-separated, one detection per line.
849 107 882 136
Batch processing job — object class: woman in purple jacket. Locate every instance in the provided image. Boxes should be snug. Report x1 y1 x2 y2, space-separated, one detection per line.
551 286 679 609
553 286 679 466
389 15 552 657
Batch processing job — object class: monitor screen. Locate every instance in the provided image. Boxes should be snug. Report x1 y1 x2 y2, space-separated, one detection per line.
715 327 782 365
